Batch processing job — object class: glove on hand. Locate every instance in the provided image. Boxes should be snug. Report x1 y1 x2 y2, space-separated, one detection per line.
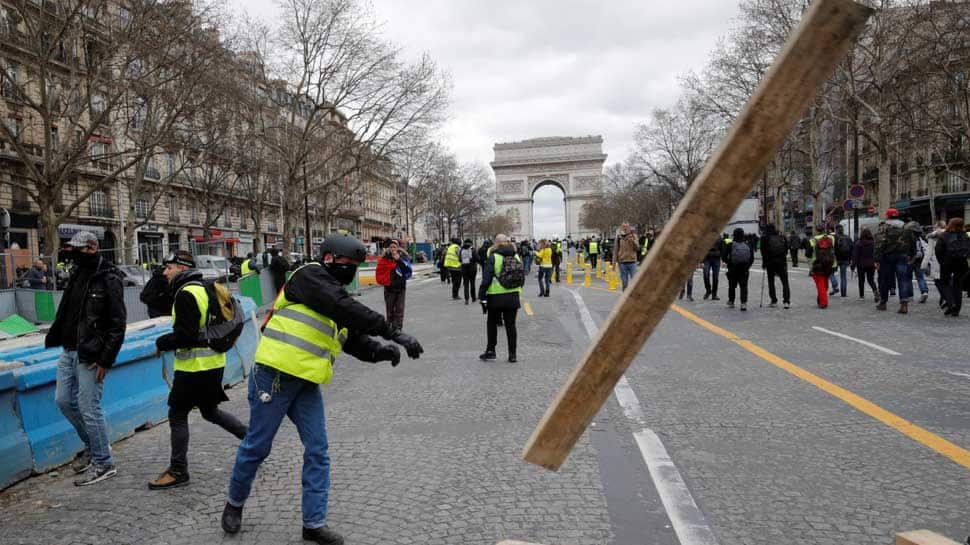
480 300 488 315
391 332 424 359
374 344 401 367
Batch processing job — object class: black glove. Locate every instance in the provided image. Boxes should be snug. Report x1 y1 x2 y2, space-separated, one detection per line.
480 300 488 314
374 344 401 367
391 331 424 359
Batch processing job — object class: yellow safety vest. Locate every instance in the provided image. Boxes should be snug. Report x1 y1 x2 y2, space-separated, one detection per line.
173 283 226 373
641 239 650 256
444 243 461 269
556 242 563 254
487 254 523 296
253 263 349 384
589 241 599 254
241 259 253 275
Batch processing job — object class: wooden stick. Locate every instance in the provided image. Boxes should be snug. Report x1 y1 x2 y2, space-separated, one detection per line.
522 0 873 471
896 530 963 545
496 542 548 545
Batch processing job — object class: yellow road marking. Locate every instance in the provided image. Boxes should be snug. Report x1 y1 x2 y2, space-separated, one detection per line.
670 304 970 470
523 301 534 316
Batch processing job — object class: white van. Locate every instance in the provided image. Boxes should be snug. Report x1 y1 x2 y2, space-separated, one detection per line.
838 217 881 241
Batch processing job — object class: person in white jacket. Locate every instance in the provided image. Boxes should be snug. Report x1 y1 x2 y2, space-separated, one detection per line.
921 221 947 309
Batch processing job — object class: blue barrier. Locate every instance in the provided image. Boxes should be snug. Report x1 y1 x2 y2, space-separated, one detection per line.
0 297 257 487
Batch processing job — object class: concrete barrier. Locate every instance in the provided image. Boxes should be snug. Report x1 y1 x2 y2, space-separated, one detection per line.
0 297 258 488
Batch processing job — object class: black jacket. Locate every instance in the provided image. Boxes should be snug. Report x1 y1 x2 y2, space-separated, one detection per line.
760 231 789 268
275 263 398 363
478 246 521 310
45 257 127 368
155 270 206 353
721 239 755 272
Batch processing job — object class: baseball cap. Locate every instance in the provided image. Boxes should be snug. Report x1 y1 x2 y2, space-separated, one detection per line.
885 208 899 218
66 231 98 249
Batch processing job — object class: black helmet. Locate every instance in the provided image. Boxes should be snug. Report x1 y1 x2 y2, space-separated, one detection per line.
319 233 367 262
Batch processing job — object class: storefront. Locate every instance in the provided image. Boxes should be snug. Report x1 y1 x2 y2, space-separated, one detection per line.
136 226 165 264
237 233 254 257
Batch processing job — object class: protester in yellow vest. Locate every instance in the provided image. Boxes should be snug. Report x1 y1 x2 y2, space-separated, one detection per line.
150 250 247 490
588 237 600 268
478 234 523 363
222 234 424 543
444 237 463 300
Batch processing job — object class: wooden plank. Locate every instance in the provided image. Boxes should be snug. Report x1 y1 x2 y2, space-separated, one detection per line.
896 530 963 545
496 542 548 545
522 0 874 471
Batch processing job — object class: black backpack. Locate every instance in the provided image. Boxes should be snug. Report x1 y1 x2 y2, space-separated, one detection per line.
766 235 787 259
496 254 525 290
945 233 970 265
835 235 853 261
186 280 245 353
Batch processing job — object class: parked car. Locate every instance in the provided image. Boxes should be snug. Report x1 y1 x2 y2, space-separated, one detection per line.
118 265 151 287
193 254 230 283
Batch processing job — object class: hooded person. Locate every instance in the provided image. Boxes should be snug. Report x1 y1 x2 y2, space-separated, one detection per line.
375 240 412 329
223 233 424 543
45 231 126 486
760 224 791 308
149 251 248 490
720 227 755 310
459 238 478 304
478 234 522 362
443 237 463 299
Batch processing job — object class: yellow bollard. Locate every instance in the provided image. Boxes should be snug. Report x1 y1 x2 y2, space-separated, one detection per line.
608 274 618 291
583 268 591 287
595 265 603 279
566 263 573 285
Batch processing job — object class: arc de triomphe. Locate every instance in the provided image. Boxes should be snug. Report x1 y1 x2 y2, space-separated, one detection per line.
490 136 606 241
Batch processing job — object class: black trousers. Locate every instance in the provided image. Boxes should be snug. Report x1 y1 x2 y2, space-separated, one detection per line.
384 288 406 330
462 266 478 302
702 257 720 296
169 404 246 473
590 254 598 268
727 268 750 304
766 264 790 304
486 307 518 356
449 269 463 298
941 263 969 314
790 250 799 268
857 267 877 298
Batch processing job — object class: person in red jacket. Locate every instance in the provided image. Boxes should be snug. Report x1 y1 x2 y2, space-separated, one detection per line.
375 240 412 329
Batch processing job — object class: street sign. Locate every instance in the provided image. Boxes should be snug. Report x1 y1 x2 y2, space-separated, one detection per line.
868 206 876 215
849 184 865 199
843 200 855 211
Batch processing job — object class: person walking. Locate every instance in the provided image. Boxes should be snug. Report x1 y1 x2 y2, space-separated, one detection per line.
26 259 52 289
788 231 801 268
520 239 534 275
551 239 563 283
935 217 970 317
922 221 947 309
444 237 463 300
875 208 914 314
808 225 836 309
906 221 930 304
223 234 424 544
479 234 523 363
702 239 721 300
46 231 126 486
460 239 478 304
269 248 289 295
614 223 640 291
477 239 492 276
536 239 553 297
375 240 412 329
760 224 791 309
588 237 600 269
721 228 754 311
149 251 248 490
851 228 879 300
830 224 853 298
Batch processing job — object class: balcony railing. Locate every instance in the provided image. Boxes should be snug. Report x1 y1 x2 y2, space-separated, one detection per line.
89 204 114 218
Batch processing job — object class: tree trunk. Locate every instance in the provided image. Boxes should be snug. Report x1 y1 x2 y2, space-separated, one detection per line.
926 169 936 226
40 204 58 257
124 206 138 264
878 148 892 216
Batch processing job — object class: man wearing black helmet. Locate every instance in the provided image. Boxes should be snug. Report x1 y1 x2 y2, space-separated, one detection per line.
222 233 424 545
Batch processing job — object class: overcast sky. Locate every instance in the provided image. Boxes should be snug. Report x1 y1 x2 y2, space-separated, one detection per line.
229 0 742 237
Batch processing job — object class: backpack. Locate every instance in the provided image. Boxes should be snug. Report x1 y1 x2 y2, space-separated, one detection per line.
496 254 525 290
882 223 906 254
460 247 474 265
187 280 245 353
766 235 787 259
835 234 853 261
729 241 752 266
814 236 835 273
945 232 970 264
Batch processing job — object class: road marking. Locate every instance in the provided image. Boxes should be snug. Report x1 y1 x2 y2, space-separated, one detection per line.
523 301 534 316
811 326 902 356
945 371 970 380
567 288 718 545
671 304 970 470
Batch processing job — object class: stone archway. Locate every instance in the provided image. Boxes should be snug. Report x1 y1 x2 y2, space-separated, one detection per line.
491 136 606 241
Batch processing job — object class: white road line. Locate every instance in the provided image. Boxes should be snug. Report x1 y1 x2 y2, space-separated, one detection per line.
566 288 719 545
945 371 970 380
811 326 902 356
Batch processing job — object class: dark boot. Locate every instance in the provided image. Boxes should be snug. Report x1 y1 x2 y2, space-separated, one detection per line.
479 350 496 361
508 354 517 363
898 302 908 314
303 526 344 545
222 502 243 534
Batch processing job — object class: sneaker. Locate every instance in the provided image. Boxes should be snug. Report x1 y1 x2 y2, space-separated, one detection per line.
876 302 887 311
919 293 928 304
783 302 790 310
686 296 694 302
74 464 117 487
222 502 243 534
71 451 92 475
508 354 517 363
711 296 720 301
829 289 838 295
769 302 777 308
703 292 710 300
302 526 345 545
740 304 747 312
479 351 497 361
148 468 190 490
726 301 735 308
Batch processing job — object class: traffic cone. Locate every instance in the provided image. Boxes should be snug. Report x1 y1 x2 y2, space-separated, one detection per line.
566 263 573 285
583 267 591 287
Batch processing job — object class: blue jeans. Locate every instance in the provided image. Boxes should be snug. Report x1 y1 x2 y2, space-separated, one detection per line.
911 264 929 295
619 262 638 291
522 255 533 274
702 257 720 297
537 267 552 295
228 365 331 529
878 254 913 303
54 350 113 468
829 261 849 296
